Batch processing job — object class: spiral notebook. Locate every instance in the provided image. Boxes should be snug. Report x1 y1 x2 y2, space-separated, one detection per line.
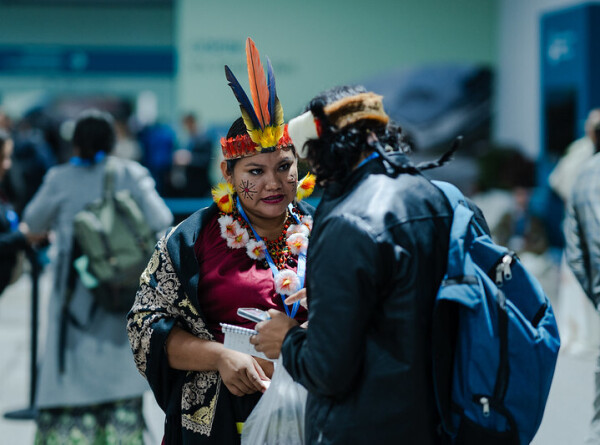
220 323 274 361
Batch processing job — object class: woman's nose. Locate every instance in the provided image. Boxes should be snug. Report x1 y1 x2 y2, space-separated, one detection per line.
264 172 281 190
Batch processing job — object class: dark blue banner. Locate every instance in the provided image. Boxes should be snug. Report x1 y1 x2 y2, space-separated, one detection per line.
0 45 174 76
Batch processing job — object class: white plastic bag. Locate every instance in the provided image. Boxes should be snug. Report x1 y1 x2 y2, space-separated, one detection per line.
241 357 308 445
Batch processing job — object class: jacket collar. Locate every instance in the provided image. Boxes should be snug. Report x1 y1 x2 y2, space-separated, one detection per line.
323 151 415 200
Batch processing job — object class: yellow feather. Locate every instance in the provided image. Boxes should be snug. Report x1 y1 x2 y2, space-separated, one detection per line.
211 182 235 213
249 126 282 149
274 98 284 127
296 173 316 200
241 108 257 133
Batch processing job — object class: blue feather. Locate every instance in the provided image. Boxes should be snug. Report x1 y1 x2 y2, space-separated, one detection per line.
224 65 260 130
266 57 277 127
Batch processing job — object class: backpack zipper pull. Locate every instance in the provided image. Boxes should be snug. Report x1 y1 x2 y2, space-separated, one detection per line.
502 255 513 281
495 262 504 286
480 397 490 417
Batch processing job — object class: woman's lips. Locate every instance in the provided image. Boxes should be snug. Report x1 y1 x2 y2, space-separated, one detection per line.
261 195 284 204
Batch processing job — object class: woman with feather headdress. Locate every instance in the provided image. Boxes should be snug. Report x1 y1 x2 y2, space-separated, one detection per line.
127 38 315 444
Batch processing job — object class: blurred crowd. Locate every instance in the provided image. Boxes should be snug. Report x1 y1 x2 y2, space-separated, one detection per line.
0 100 218 215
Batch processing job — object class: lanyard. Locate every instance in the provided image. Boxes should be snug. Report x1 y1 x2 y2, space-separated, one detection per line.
69 151 106 167
5 209 18 231
356 151 380 169
236 196 304 318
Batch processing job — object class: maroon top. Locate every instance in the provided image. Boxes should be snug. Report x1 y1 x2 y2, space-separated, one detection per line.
194 214 308 342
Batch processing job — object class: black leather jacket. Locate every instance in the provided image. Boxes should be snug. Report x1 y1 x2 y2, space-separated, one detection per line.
282 155 453 444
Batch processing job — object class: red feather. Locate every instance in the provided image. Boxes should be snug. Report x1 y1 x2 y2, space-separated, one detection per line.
246 38 270 128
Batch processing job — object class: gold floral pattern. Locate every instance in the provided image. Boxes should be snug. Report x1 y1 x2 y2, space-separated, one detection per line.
140 249 160 285
127 231 218 436
181 373 220 435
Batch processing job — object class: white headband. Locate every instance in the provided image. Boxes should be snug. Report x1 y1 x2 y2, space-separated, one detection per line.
287 110 319 159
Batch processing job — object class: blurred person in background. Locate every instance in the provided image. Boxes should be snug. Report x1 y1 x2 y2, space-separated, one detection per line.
135 91 177 196
550 108 600 202
113 118 142 162
22 109 173 444
564 116 600 444
181 112 213 196
0 129 48 296
2 111 57 216
0 108 12 132
127 38 313 444
550 108 600 357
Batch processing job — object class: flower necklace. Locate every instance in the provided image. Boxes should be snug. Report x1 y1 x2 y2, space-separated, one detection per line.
212 174 315 318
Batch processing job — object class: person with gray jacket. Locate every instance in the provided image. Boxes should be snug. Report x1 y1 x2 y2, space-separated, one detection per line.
565 130 600 444
23 109 173 444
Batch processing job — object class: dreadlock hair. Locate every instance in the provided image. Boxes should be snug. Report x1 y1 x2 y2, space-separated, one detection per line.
72 109 116 160
303 85 406 185
224 117 297 174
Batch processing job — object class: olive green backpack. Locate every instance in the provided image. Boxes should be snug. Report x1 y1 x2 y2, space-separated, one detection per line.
72 159 156 313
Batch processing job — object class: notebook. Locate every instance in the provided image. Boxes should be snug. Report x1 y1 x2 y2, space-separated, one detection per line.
220 323 274 362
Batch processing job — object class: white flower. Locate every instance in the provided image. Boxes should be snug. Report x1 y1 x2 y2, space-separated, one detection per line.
275 270 301 296
287 223 310 237
286 233 309 255
246 239 266 260
301 215 313 231
218 215 241 238
226 227 249 249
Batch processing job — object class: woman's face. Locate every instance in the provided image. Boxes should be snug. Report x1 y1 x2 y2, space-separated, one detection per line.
221 148 298 223
0 139 13 182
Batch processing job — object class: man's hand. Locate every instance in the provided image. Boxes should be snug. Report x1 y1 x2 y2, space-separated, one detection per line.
284 288 307 309
216 349 269 397
250 309 299 359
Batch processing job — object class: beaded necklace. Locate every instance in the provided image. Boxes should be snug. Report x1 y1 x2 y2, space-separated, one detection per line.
225 205 300 269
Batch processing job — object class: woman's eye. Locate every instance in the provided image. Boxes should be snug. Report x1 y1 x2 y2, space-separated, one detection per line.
249 169 262 175
278 163 291 171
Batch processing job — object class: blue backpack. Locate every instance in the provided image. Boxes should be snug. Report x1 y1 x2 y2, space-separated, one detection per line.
431 181 560 445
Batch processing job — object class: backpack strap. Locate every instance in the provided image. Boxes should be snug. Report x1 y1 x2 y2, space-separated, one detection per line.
432 180 476 280
103 157 117 199
431 180 467 209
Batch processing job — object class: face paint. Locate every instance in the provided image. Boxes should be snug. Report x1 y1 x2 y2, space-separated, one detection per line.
229 149 298 224
238 179 257 200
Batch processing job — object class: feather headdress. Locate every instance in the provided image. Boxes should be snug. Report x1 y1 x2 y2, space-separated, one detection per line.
222 38 289 159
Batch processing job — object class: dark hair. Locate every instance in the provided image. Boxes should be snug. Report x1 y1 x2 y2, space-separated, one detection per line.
72 109 116 160
225 117 248 173
303 85 406 185
224 117 297 173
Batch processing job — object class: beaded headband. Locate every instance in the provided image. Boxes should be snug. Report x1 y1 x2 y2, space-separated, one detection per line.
220 124 293 160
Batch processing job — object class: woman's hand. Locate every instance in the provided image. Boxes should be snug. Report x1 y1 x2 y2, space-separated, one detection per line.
251 309 299 359
217 349 270 397
254 356 275 379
